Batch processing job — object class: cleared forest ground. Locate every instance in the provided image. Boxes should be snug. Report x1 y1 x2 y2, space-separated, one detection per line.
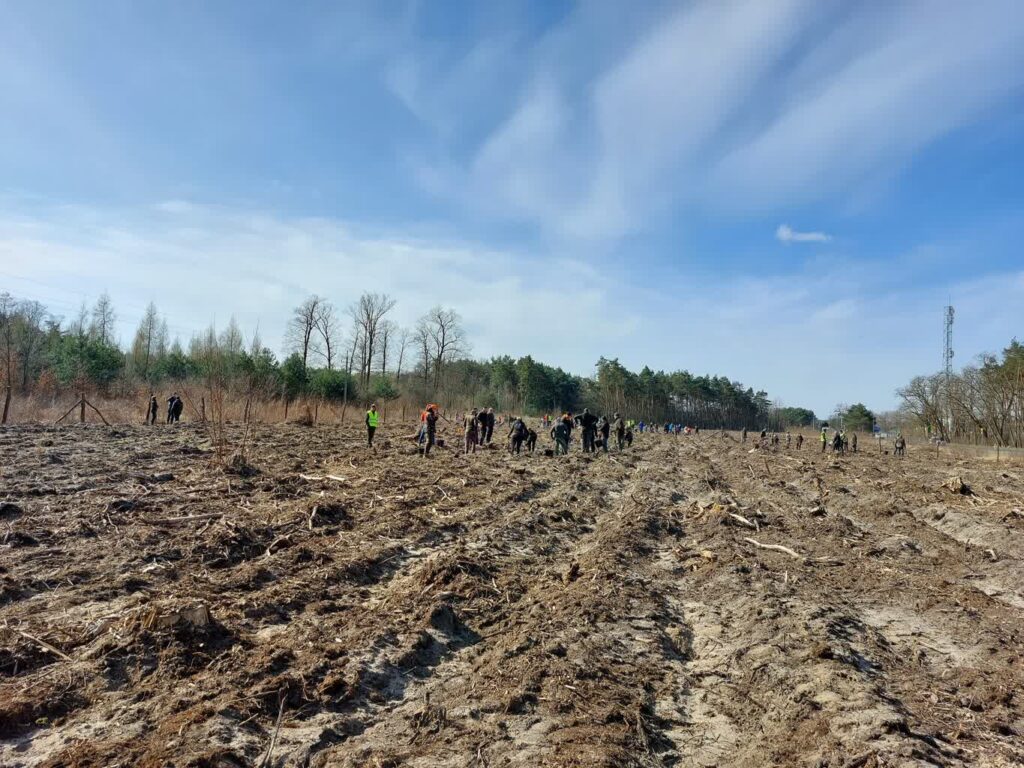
1 422 1023 767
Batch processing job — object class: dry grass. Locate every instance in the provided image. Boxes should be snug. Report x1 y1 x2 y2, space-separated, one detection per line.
1 392 344 426
3 390 431 427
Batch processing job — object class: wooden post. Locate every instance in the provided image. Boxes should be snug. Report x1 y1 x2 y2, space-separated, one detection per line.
84 398 110 426
201 396 206 422
79 392 86 423
55 398 81 425
1 384 10 424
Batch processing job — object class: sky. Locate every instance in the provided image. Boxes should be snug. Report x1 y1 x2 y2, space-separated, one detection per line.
1 0 1023 417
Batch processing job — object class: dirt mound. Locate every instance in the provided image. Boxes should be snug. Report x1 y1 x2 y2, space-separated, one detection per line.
1 422 1022 766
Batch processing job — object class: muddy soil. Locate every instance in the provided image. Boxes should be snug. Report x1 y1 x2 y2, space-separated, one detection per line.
1 423 1022 767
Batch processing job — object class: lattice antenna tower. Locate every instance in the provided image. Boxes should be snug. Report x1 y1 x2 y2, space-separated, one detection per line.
943 304 955 381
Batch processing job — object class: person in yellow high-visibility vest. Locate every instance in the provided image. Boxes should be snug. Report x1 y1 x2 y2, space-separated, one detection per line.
366 404 379 447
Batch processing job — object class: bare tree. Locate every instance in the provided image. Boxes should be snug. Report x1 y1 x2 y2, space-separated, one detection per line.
395 326 412 381
0 292 15 423
219 317 244 356
72 302 90 338
897 374 947 441
347 293 396 386
89 292 116 344
343 331 361 378
14 300 47 392
377 319 396 377
415 320 432 384
417 306 467 390
340 330 362 421
157 319 169 359
286 295 324 374
313 300 342 370
130 302 162 379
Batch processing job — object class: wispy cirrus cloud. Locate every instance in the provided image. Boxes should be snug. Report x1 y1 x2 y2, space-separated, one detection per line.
776 224 831 244
397 0 1024 241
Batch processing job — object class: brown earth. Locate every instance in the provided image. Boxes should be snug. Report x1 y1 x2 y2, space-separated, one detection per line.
1 422 1023 767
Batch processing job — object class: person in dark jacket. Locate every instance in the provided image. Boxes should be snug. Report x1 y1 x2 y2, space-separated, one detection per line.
576 408 598 453
485 408 496 444
598 416 611 453
464 409 480 454
613 413 626 450
508 416 528 454
551 419 570 455
166 393 183 423
476 408 488 444
423 407 438 457
147 395 159 425
526 427 537 453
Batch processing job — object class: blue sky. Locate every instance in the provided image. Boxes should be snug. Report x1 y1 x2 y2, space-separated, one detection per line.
2 0 1023 416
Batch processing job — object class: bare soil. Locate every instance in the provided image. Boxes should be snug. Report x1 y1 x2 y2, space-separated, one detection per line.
1 423 1023 767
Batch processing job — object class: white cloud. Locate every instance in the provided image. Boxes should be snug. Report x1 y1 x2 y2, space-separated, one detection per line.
2 200 1021 417
407 0 1024 240
0 202 636 368
776 224 831 244
709 0 1024 211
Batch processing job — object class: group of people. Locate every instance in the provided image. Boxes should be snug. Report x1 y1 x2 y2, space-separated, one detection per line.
146 394 916 463
821 428 858 454
147 393 183 424
548 409 633 455
742 428 803 450
738 425 909 458
390 404 638 458
634 421 699 435
466 407 633 456
822 428 907 457
462 408 498 452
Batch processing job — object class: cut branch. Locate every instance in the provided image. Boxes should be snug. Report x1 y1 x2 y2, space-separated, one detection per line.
13 628 74 662
742 537 802 560
148 512 224 525
299 474 347 483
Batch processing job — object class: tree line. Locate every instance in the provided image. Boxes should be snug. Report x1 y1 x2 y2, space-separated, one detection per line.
0 289 817 429
898 339 1024 447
